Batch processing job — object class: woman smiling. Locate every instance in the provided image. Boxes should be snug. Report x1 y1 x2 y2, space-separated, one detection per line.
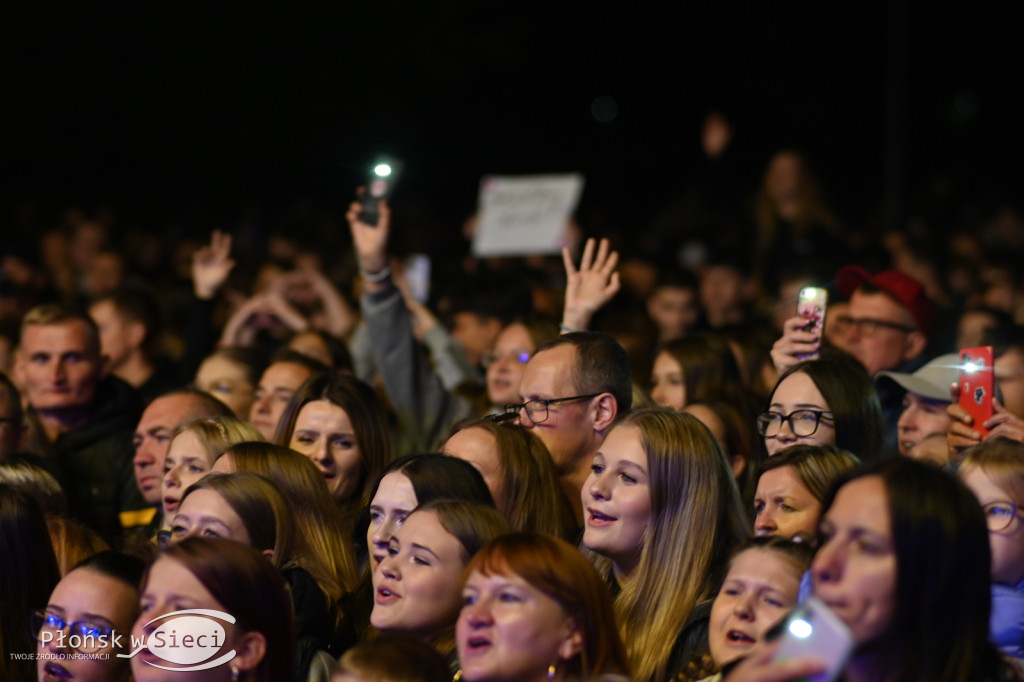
581 407 749 682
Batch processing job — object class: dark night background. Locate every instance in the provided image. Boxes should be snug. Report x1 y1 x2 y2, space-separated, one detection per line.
5 2 1020 246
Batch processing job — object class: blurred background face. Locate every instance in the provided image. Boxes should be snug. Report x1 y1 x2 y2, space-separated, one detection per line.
649 351 685 411
647 286 699 342
443 427 505 510
249 361 313 440
486 323 534 407
194 356 254 418
19 321 103 412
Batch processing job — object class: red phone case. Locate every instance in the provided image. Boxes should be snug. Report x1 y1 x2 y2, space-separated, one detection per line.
959 346 995 436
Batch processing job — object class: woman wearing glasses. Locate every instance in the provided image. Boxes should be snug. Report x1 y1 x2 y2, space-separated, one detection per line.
757 358 884 460
959 439 1024 661
34 551 144 682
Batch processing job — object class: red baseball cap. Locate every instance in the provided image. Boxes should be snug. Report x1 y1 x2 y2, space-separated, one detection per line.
835 265 934 334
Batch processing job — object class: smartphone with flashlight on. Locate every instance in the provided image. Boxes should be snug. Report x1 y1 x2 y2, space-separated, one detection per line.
358 159 402 227
959 346 995 437
771 596 854 682
796 286 828 360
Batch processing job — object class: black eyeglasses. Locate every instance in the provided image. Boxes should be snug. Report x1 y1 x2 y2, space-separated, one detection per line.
30 610 117 654
983 501 1023 533
504 394 601 424
756 410 834 438
833 315 917 337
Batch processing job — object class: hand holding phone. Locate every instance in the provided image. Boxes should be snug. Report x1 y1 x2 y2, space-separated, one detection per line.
959 346 995 437
771 597 853 682
357 160 402 226
795 287 828 361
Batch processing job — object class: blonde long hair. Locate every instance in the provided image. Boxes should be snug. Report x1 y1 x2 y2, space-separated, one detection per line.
584 407 749 682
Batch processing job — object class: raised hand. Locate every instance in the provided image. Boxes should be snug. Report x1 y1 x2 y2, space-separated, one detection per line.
346 194 390 278
770 316 822 375
192 230 236 300
561 237 620 332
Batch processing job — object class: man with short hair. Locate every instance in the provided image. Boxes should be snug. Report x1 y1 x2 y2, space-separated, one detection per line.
17 303 147 540
772 266 934 378
132 389 233 508
876 353 958 465
515 331 632 522
831 266 933 376
89 287 177 404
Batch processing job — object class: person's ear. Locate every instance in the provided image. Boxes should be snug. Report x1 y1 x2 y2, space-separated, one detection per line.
126 320 147 350
261 549 275 564
903 330 927 362
558 619 584 660
232 631 267 674
591 393 618 433
729 454 746 480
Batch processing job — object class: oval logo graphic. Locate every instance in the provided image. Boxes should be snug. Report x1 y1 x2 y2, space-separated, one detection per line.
148 616 227 665
118 609 237 672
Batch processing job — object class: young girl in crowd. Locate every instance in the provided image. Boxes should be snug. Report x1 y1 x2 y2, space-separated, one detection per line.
213 441 359 596
371 500 510 667
193 346 268 418
170 472 337 677
679 537 813 682
443 416 576 539
340 454 496 649
275 372 390 525
959 439 1024 662
132 537 295 682
483 317 560 410
757 358 883 460
34 551 144 682
457 532 629 682
649 334 750 414
729 457 1023 682
581 407 749 682
161 416 262 526
753 444 859 540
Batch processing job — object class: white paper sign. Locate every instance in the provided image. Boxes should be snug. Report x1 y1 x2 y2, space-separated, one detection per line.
472 173 585 256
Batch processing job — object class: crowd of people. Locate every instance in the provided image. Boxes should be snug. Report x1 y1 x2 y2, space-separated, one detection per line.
3 144 1024 682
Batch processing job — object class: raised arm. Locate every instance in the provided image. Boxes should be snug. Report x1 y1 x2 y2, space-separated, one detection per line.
561 237 621 332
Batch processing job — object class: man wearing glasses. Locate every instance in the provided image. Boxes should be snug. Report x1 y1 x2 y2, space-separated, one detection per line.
773 266 934 378
511 331 632 523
